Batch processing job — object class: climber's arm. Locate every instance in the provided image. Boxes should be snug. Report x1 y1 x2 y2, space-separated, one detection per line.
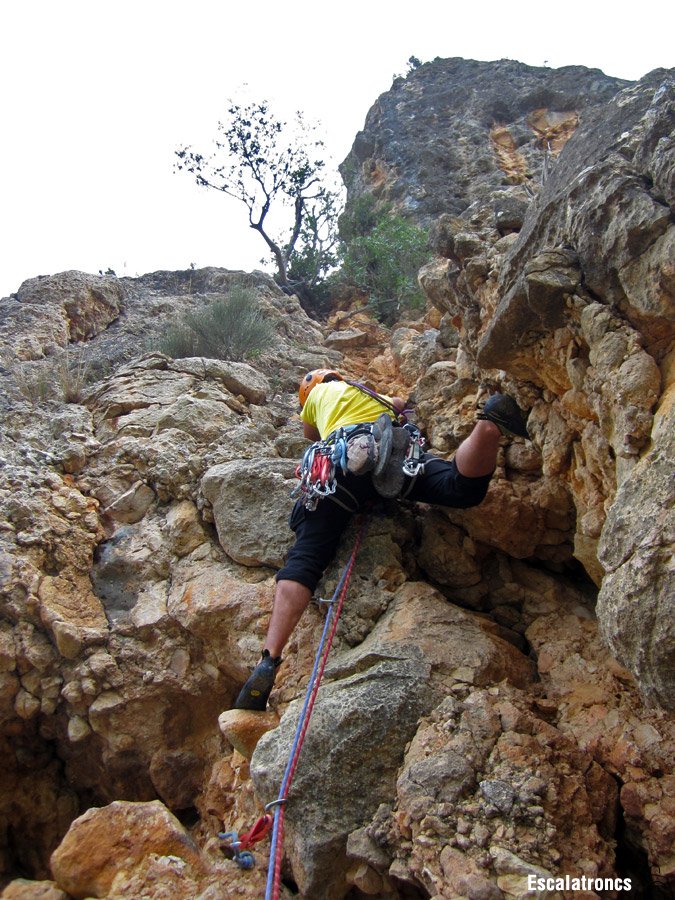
303 422 321 441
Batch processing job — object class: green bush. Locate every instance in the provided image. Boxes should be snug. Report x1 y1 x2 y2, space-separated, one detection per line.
156 287 274 361
337 196 430 323
155 322 197 359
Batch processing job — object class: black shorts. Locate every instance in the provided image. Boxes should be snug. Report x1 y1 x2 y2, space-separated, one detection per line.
276 455 492 592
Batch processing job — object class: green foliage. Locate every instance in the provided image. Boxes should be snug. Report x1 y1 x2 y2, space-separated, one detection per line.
56 351 91 403
285 185 341 287
337 195 430 324
338 194 384 242
155 322 196 360
155 287 274 362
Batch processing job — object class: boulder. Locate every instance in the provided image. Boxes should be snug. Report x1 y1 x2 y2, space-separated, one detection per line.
1 881 68 900
50 800 205 898
0 271 124 362
201 458 298 567
362 686 617 899
596 398 675 710
251 582 533 897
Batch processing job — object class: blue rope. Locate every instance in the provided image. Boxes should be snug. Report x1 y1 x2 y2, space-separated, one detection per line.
264 534 361 900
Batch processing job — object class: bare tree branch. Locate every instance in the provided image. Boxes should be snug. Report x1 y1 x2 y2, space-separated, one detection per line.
175 100 342 297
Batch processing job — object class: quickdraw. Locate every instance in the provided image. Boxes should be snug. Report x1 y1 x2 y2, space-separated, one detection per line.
294 441 339 511
402 423 426 478
218 812 273 869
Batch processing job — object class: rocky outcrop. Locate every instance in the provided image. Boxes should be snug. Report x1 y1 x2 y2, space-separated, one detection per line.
340 57 629 225
1 58 673 900
0 269 327 888
345 64 674 710
0 271 125 363
445 71 673 710
252 581 534 898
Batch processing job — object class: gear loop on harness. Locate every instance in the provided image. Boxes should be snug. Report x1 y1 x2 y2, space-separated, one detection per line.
292 421 426 510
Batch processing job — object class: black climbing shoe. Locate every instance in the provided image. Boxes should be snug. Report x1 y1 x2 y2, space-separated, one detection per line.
477 393 529 438
234 650 282 711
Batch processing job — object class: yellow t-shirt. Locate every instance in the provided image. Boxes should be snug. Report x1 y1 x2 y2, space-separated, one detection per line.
301 381 396 439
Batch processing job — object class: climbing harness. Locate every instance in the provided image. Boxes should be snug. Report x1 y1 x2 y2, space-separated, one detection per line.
293 419 425 510
263 516 369 899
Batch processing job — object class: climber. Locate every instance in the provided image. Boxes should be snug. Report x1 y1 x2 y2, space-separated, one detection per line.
234 369 529 711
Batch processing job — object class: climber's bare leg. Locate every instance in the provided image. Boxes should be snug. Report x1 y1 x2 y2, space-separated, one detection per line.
264 579 312 658
454 420 501 477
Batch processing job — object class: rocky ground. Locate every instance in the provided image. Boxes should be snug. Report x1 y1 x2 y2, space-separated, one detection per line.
0 58 673 900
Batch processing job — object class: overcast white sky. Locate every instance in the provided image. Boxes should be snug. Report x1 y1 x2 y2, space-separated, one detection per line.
0 0 672 300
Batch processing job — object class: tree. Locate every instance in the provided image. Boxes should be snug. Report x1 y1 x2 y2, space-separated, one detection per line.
175 101 341 293
337 195 430 324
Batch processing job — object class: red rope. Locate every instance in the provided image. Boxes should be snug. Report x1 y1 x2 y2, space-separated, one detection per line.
267 516 368 899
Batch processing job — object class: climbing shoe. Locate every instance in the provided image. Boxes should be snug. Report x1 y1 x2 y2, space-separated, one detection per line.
234 650 282 711
477 393 529 438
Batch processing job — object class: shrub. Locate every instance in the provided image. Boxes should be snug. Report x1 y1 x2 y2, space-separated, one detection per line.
337 196 430 324
14 363 54 402
156 287 274 361
14 349 91 404
156 322 198 359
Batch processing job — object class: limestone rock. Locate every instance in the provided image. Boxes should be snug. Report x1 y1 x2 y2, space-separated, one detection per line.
218 708 280 759
324 328 369 350
50 800 205 898
0 271 124 362
366 686 617 899
415 511 483 588
251 582 533 898
390 326 440 383
167 565 274 679
37 573 109 658
412 69 674 705
1 881 68 899
201 458 298 567
524 594 675 883
169 356 270 405
341 58 628 225
0 61 673 900
596 397 675 710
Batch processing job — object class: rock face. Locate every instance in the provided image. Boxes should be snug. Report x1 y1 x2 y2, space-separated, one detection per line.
0 58 673 900
251 581 534 898
340 57 629 224
344 61 674 710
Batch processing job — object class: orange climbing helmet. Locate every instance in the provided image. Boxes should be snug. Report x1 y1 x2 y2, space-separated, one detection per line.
298 369 343 407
